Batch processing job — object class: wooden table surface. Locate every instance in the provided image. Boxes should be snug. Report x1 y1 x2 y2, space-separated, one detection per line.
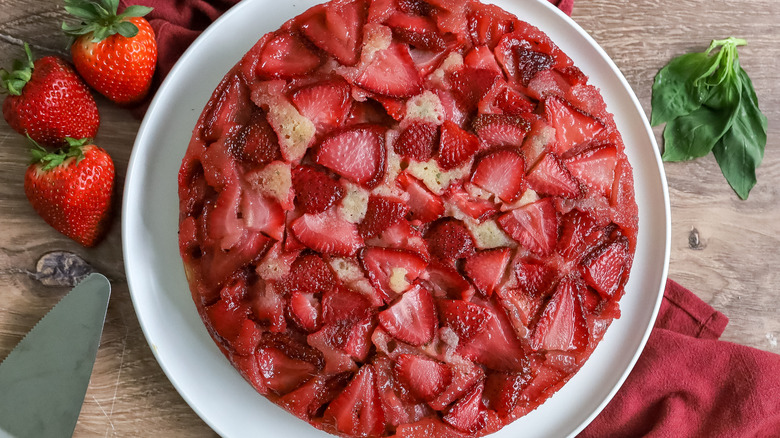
1 0 777 436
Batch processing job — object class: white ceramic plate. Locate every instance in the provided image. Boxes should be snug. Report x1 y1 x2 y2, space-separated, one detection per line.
123 0 671 436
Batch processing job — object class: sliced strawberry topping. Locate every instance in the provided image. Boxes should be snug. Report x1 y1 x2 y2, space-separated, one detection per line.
484 371 533 418
526 152 581 198
497 198 559 256
360 247 428 302
322 286 373 324
251 281 287 333
449 67 501 111
356 42 423 98
472 114 529 148
206 293 250 343
467 2 516 49
463 247 511 296
299 1 365 66
283 253 335 295
442 380 486 433
544 96 606 155
258 31 322 79
426 261 474 300
375 220 431 260
436 120 480 170
290 78 352 134
494 33 555 86
514 261 558 298
289 291 322 332
324 364 386 437
394 122 439 162
438 299 490 342
378 284 437 346
463 45 503 75
444 184 497 222
236 109 282 166
386 12 447 51
454 300 527 371
256 346 318 395
359 196 410 240
494 286 543 339
240 189 286 241
290 209 364 256
279 374 349 420
424 218 476 262
315 124 386 188
581 235 631 298
564 144 618 198
292 165 345 215
470 149 526 203
557 209 609 263
374 355 432 427
478 79 535 116
394 354 452 401
531 276 588 352
396 172 445 223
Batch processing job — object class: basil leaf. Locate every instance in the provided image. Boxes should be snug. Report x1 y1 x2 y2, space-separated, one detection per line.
651 52 717 126
661 103 732 161
712 68 767 199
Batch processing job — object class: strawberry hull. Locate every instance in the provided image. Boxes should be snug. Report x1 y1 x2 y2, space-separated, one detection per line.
179 0 638 436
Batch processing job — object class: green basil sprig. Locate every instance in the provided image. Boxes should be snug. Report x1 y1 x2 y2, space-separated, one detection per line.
651 37 767 199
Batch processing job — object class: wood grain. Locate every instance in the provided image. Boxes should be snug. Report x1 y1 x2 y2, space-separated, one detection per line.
0 0 778 436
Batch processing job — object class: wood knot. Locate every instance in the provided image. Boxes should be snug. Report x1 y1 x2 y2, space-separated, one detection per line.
688 227 706 250
27 251 96 287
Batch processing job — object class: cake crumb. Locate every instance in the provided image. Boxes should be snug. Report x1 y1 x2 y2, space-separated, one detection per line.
339 181 370 223
388 268 410 294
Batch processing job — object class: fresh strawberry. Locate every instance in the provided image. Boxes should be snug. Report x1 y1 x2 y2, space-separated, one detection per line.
424 218 476 262
463 248 511 297
289 291 322 332
581 235 631 298
466 2 516 49
257 31 322 79
436 120 479 170
23 138 114 247
396 172 445 223
449 67 501 111
442 380 486 433
386 12 447 51
299 0 366 66
63 0 157 104
378 284 437 346
282 253 335 295
1 44 99 146
470 149 527 203
290 77 352 134
393 122 439 162
290 209 364 256
471 114 528 148
257 346 318 395
530 276 588 352
544 96 605 155
563 144 618 198
557 209 608 263
356 42 423 98
526 152 581 198
394 354 452 401
514 261 558 298
497 198 559 256
292 165 345 214
314 124 386 188
360 247 428 302
324 364 386 437
359 196 410 239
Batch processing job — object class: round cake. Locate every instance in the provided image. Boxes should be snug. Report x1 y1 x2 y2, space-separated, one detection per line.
177 0 638 436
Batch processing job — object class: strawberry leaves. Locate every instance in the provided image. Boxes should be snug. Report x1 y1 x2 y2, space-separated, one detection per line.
62 0 153 42
651 37 767 199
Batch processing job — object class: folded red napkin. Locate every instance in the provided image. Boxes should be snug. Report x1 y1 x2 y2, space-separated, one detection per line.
121 0 780 435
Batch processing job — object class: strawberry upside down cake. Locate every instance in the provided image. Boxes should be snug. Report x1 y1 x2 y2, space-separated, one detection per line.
178 0 638 436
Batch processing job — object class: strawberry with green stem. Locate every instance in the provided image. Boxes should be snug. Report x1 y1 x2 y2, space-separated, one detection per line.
24 137 115 247
63 0 157 105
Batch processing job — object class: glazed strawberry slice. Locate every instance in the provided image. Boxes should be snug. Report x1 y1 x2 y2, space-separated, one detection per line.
564 144 618 198
292 165 345 215
436 120 480 170
258 31 322 78
581 235 631 298
497 198 559 256
449 67 501 111
484 371 533 418
470 149 527 203
472 114 529 148
467 2 516 49
442 380 486 433
494 33 555 86
526 152 581 198
290 209 364 256
323 364 386 437
359 196 410 240
279 374 349 420
356 42 423 98
299 1 365 66
544 96 606 155
374 354 432 427
426 261 474 300
394 354 452 401
514 261 558 298
428 358 484 411
444 184 497 223
478 79 535 116
557 209 608 263
289 291 322 332
314 124 386 188
463 247 511 297
424 218 476 262
206 294 250 344
256 346 318 395
236 109 282 166
437 299 489 342
393 122 439 162
374 220 431 260
250 281 287 333
386 12 447 51
240 189 286 241
494 286 542 340
463 45 503 75
322 286 373 324
290 78 352 134
530 276 588 352
378 284 436 346
360 247 428 302
396 172 445 223
454 300 528 371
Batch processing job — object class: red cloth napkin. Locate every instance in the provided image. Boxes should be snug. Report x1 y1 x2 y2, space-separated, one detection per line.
122 0 780 435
